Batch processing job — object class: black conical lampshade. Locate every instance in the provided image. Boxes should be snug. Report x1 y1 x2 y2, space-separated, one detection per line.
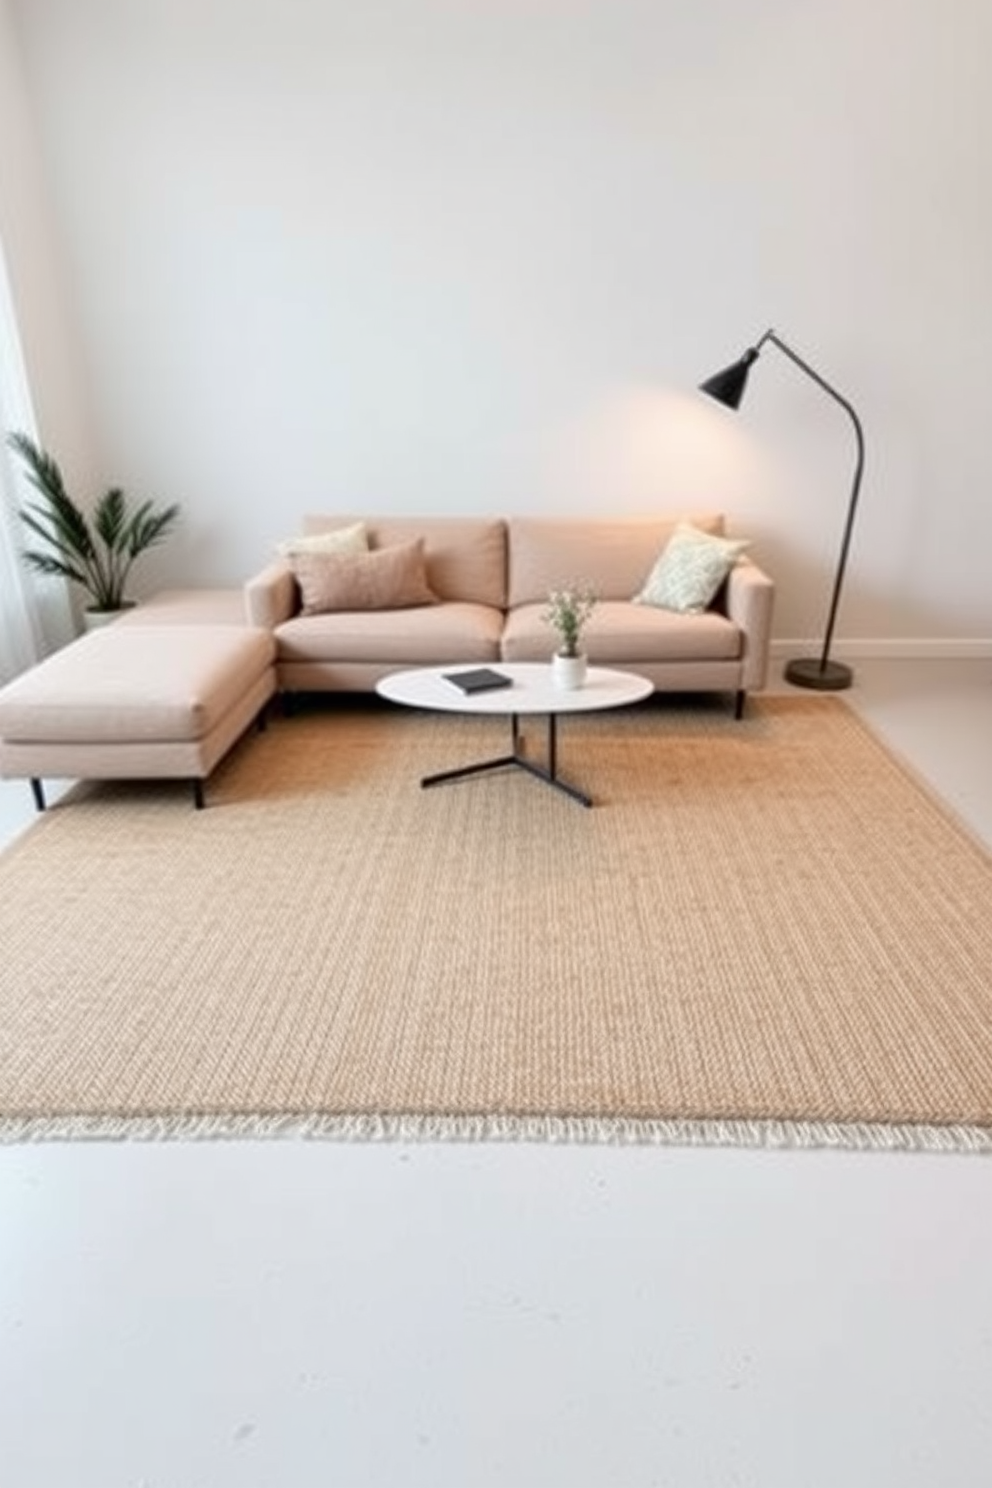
699 347 760 409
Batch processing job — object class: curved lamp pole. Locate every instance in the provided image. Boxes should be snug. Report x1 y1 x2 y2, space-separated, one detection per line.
700 329 865 691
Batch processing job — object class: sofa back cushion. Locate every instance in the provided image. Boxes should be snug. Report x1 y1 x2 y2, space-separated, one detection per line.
506 515 726 607
303 516 506 608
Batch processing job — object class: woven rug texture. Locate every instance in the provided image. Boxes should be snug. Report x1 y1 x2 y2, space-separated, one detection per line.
1 695 991 1147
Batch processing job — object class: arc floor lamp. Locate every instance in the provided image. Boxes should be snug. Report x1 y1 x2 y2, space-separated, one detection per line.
700 329 865 691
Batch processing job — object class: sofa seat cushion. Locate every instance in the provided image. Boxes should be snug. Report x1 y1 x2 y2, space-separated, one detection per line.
501 601 742 664
0 626 276 744
275 602 504 666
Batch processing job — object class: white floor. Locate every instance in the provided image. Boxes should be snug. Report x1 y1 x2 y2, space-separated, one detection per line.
1 660 991 1488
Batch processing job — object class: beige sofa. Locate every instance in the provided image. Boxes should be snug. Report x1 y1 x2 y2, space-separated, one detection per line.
245 514 774 716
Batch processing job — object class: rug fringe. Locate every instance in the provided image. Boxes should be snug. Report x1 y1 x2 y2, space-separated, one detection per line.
2 1111 992 1152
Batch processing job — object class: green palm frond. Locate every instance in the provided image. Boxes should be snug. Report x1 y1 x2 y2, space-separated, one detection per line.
8 431 66 499
9 433 96 563
20 549 91 588
124 500 182 557
93 487 127 550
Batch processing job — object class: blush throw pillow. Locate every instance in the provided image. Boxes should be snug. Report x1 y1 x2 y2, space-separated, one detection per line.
289 539 438 614
277 521 369 559
633 522 749 614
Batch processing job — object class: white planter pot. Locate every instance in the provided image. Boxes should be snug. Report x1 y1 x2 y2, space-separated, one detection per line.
82 603 136 631
553 652 587 689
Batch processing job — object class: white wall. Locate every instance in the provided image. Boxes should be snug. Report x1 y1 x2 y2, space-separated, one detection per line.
6 0 992 646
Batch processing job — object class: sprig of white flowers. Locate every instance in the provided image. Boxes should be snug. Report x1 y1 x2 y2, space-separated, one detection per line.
542 584 597 658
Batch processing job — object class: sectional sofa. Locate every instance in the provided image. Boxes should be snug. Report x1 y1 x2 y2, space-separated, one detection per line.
245 513 775 716
0 512 775 812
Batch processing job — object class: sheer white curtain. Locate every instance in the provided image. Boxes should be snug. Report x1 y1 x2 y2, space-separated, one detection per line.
0 232 73 684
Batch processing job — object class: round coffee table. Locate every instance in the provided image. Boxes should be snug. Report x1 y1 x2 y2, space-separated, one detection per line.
376 663 653 807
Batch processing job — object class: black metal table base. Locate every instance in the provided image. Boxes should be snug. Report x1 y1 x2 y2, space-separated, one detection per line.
420 712 592 808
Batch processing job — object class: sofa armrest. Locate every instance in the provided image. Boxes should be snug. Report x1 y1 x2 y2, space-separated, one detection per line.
724 558 775 690
244 560 297 629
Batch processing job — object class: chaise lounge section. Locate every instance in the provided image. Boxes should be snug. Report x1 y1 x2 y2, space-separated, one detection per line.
0 624 276 809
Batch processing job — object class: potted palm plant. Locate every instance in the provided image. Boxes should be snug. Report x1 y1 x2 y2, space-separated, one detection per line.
8 432 180 626
543 582 597 688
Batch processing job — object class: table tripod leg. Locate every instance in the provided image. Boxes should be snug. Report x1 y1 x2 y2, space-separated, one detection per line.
515 756 592 807
517 714 592 806
422 755 517 787
421 711 592 807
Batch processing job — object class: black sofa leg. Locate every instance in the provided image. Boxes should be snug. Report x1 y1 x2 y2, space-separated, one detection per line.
30 777 46 812
735 690 746 720
192 779 205 810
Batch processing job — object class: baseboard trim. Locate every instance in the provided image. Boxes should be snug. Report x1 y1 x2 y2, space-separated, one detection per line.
772 638 992 661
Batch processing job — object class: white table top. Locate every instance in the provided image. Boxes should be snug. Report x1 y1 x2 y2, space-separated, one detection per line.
376 663 654 716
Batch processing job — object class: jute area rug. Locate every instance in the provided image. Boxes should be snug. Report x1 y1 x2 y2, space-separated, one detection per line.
2 695 991 1150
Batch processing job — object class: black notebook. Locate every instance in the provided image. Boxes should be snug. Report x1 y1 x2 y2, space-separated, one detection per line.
442 667 513 694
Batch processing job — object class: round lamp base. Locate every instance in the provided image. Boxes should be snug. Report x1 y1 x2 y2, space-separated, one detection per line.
784 657 853 691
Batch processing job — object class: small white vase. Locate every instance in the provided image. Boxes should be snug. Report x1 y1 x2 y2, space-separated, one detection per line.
553 652 587 689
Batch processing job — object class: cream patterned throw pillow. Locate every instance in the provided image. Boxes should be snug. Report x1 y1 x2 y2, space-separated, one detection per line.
277 521 369 559
634 522 749 614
